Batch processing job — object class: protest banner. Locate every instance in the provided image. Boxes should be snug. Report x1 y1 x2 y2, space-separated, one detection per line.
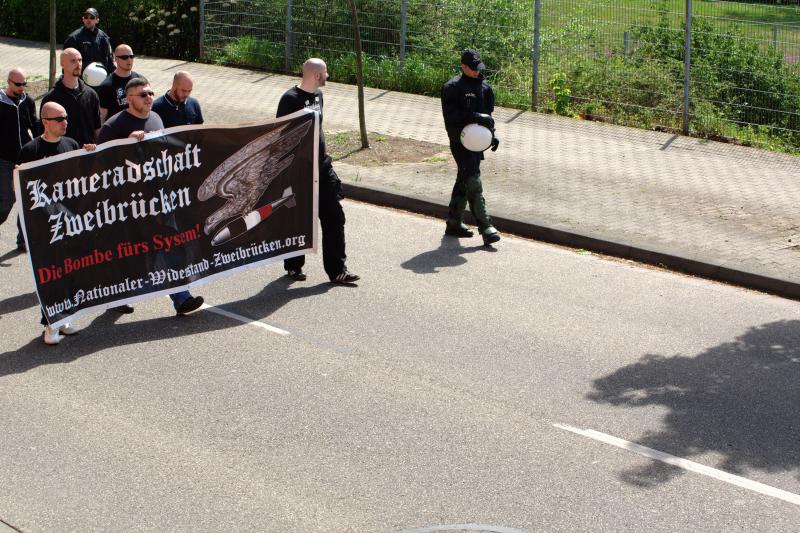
14 110 319 327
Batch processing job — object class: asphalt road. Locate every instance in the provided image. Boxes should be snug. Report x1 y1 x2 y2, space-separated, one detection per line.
1 201 799 532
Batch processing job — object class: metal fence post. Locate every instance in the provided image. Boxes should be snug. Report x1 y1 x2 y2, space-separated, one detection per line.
773 24 778 48
532 0 542 111
623 31 629 60
683 0 692 135
198 0 205 60
285 0 294 72
399 0 407 64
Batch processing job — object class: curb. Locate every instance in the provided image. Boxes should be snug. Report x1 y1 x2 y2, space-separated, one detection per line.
343 182 800 301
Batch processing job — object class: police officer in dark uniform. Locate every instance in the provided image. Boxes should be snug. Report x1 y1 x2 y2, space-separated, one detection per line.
63 7 114 74
441 49 501 245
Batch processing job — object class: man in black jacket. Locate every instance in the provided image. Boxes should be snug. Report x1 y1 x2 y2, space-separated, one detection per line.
63 7 114 74
441 49 501 245
0 67 39 251
40 49 101 147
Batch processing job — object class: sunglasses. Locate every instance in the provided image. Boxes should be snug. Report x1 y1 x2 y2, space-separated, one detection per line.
115 54 135 60
43 116 68 122
9 80 27 87
82 14 96 19
129 90 155 98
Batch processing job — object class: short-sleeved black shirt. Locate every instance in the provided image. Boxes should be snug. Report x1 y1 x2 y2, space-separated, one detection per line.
97 110 164 143
17 136 80 165
96 71 141 119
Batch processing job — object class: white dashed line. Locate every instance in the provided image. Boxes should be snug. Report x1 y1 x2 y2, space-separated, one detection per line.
554 423 800 506
200 303 290 336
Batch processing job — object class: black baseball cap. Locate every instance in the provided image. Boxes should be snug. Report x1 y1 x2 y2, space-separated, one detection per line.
83 7 99 17
461 49 485 71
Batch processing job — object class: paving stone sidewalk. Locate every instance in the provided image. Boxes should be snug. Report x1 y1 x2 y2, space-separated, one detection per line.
3 37 799 298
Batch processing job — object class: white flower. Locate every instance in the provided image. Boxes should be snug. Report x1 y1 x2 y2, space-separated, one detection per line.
164 11 171 16
181 14 188 19
172 29 181 35
167 23 175 29
157 20 166 26
128 12 135 17
190 6 197 12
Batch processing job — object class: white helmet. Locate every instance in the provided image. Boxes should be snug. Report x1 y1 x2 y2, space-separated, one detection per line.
460 123 493 152
82 62 107 87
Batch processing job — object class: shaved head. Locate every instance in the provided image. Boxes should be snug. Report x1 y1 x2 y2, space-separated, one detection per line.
41 101 66 118
115 43 132 55
169 70 194 103
40 101 68 140
60 48 81 65
5 67 27 97
60 48 83 83
173 70 193 84
300 58 328 91
7 67 26 80
302 58 327 76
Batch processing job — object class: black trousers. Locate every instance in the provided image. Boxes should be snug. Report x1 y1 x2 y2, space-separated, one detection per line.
284 167 346 279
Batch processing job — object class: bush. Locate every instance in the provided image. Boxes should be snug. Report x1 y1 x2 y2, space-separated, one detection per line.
0 0 200 60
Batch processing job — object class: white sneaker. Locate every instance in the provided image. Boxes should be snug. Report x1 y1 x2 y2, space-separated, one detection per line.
59 323 78 335
43 325 63 345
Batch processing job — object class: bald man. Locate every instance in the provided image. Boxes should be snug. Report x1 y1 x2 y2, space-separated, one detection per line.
18 101 96 344
1 67 39 250
40 48 101 147
97 44 141 122
277 58 358 284
152 71 204 128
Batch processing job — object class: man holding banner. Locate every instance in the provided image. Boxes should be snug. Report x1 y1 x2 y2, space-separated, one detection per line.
17 101 95 344
16 92 318 333
278 58 359 284
97 76 204 316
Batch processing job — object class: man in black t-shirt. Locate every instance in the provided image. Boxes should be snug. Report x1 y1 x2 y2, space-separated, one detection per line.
17 102 97 345
277 58 359 284
97 77 204 316
97 44 141 123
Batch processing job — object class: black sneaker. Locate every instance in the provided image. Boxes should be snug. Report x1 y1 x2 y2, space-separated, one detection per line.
112 304 135 314
445 224 474 238
482 229 501 245
286 269 307 281
330 270 360 284
176 295 204 315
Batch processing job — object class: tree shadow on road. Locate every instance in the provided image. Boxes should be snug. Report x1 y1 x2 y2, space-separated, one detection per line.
588 320 800 486
401 235 494 274
0 276 335 378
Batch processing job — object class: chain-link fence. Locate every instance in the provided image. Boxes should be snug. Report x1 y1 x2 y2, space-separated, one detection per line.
202 0 800 152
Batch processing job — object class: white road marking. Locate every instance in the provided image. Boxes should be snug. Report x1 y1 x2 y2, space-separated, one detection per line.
554 423 800 506
200 303 290 336
393 525 526 533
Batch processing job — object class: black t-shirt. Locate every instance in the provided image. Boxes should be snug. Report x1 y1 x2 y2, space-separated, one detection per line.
17 136 80 165
97 110 164 143
97 71 141 118
277 86 327 158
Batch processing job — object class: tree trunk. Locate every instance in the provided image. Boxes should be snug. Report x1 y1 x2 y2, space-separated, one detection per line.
49 0 57 87
346 0 369 149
